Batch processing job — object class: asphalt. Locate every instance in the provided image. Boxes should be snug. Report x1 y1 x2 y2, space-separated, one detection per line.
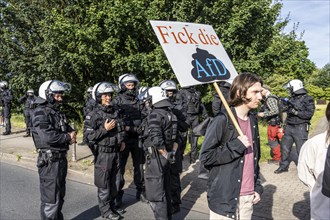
0 116 328 220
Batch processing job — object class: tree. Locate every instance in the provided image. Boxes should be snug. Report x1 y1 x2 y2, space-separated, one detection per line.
0 0 318 120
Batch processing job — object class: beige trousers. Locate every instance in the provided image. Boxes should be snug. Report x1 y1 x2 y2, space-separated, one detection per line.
209 194 254 220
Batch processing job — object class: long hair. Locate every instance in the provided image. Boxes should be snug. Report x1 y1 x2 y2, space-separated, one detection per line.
229 72 263 107
326 102 330 144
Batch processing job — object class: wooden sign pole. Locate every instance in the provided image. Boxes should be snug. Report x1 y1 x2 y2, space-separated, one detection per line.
213 82 243 136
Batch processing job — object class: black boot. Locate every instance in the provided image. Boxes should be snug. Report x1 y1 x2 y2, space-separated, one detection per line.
23 132 30 137
2 131 11 135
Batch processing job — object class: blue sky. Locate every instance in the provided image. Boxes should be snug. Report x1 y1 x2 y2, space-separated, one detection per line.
279 0 330 69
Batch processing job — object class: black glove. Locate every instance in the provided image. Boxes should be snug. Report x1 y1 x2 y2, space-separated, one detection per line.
288 108 298 115
163 151 176 164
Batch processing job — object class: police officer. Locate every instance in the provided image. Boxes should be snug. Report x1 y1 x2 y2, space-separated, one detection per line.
0 81 13 135
84 82 125 220
113 73 146 206
78 87 96 145
141 86 179 220
180 86 208 164
275 79 315 174
31 80 76 220
212 81 231 116
160 80 189 214
18 89 37 137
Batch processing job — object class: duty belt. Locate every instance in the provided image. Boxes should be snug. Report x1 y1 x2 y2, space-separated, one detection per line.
39 150 67 159
98 146 118 153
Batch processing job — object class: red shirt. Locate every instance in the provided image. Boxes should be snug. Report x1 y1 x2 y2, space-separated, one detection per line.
238 117 255 195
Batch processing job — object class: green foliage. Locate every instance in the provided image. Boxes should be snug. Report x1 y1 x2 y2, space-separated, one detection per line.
0 0 321 121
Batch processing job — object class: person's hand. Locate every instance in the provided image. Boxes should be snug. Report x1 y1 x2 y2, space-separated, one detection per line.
253 192 261 204
257 112 264 117
69 131 76 144
120 142 125 151
288 108 298 115
104 119 116 131
237 135 251 148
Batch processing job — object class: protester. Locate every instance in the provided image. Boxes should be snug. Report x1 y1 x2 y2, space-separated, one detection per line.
200 72 263 220
298 102 330 220
258 86 282 164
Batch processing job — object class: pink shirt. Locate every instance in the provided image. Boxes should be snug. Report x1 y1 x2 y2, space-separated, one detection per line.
238 117 255 195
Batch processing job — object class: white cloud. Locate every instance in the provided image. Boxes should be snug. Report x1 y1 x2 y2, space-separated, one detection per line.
280 0 330 68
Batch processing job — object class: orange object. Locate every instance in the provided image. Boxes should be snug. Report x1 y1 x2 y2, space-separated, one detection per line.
277 128 284 140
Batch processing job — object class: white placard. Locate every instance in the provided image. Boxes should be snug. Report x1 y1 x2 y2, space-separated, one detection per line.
150 20 238 87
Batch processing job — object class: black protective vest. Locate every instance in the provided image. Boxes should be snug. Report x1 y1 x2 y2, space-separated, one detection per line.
32 105 71 151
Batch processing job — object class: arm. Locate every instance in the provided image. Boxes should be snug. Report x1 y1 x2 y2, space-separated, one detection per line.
200 115 246 167
297 139 316 190
262 96 279 117
212 95 221 116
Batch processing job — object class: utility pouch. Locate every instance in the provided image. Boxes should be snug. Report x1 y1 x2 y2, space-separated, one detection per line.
94 164 108 188
39 162 58 204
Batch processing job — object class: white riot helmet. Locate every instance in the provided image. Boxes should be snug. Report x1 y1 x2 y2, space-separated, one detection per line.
284 79 304 93
87 87 93 93
159 80 177 91
92 82 118 103
0 81 8 89
147 86 172 108
38 80 71 103
118 73 139 90
27 89 34 95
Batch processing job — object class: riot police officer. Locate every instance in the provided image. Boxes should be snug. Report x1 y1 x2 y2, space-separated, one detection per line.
180 86 208 164
113 73 146 206
31 80 76 220
160 80 189 214
141 86 179 220
18 89 37 137
0 81 13 135
212 81 231 116
274 79 315 174
84 82 125 220
78 87 96 145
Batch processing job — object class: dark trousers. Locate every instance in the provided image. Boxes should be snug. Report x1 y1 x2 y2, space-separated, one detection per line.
94 151 119 216
24 109 32 134
145 153 172 220
116 138 145 198
38 156 67 220
186 115 199 162
280 123 308 169
170 145 183 207
3 106 11 133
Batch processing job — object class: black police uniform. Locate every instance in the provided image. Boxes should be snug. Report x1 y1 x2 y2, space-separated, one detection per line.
180 87 208 163
144 105 178 220
0 88 13 134
168 94 189 213
18 93 37 136
113 89 145 204
31 100 74 220
211 82 230 116
80 94 96 144
84 104 125 218
278 88 315 171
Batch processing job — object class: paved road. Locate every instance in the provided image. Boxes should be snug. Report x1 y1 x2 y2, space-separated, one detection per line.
0 162 208 220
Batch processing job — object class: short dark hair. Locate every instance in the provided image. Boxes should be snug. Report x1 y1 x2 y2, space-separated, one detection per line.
229 72 263 106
